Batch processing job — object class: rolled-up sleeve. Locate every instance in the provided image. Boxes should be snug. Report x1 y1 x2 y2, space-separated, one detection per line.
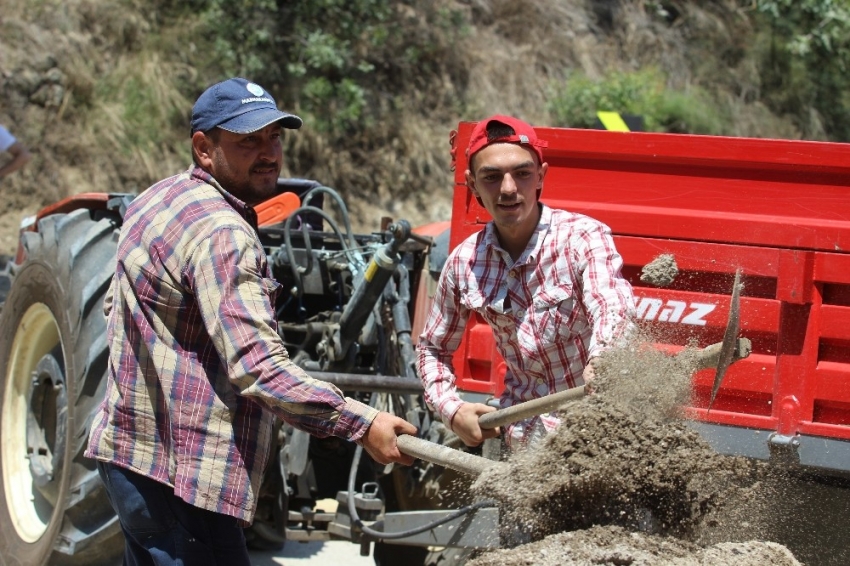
416 257 467 426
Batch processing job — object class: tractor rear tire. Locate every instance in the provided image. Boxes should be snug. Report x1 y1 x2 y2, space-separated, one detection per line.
0 210 123 565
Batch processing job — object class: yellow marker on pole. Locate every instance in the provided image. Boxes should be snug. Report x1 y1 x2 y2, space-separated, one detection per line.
596 111 631 132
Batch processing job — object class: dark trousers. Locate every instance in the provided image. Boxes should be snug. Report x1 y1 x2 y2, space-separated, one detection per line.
97 461 251 566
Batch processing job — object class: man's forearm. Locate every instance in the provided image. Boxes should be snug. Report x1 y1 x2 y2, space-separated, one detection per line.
417 345 465 426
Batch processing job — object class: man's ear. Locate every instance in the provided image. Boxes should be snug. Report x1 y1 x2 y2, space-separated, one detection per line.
192 131 214 169
536 162 548 200
465 169 485 208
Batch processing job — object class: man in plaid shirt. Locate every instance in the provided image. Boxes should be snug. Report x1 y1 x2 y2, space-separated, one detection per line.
417 115 635 451
85 78 416 564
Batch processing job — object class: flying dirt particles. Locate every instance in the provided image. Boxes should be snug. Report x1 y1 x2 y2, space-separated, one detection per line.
465 338 803 566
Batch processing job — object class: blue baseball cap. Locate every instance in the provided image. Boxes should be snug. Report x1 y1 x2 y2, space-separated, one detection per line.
191 77 303 134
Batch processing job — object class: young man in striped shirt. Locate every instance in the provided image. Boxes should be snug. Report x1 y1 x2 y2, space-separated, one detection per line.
417 115 635 451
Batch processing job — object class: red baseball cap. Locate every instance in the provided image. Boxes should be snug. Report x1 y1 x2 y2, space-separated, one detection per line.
466 115 548 166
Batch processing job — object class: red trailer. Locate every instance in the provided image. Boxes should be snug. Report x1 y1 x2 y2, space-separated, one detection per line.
447 123 850 476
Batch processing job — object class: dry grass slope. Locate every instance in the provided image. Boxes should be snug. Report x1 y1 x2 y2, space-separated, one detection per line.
0 0 800 255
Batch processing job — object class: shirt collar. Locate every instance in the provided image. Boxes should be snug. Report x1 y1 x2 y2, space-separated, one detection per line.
190 165 259 230
483 204 553 265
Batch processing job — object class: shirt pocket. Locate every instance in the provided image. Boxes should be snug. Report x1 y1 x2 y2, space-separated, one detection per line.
460 288 509 330
531 283 576 342
260 276 282 333
260 276 282 303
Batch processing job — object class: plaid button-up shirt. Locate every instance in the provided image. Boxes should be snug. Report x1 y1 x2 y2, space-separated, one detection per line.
86 166 377 522
417 205 635 448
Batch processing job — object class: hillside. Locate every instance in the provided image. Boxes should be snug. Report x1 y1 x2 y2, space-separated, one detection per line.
0 0 817 255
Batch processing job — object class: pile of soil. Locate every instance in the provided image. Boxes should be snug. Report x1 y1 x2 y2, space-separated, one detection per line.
465 339 804 566
467 525 800 566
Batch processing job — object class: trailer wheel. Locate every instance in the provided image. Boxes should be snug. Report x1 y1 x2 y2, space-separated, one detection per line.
0 210 122 565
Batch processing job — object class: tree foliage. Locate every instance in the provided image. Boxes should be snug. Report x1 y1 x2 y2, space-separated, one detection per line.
162 0 467 137
548 1 850 140
753 0 850 139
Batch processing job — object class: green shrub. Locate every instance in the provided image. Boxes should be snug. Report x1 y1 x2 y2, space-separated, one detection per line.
653 90 728 135
753 0 850 140
547 69 730 135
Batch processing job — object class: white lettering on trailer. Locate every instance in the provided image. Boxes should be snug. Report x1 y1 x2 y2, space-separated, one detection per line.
636 297 715 326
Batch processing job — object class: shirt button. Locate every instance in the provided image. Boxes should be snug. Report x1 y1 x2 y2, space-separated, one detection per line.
536 378 545 385
516 309 526 318
508 269 517 278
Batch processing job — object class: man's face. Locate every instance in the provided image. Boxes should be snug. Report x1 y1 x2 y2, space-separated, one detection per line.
466 143 547 237
197 124 283 206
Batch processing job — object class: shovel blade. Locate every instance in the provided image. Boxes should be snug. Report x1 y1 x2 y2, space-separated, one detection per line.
708 269 743 413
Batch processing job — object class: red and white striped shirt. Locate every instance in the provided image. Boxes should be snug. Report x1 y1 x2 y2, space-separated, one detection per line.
417 205 635 448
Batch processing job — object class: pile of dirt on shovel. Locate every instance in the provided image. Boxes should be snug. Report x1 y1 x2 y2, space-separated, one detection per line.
465 337 803 566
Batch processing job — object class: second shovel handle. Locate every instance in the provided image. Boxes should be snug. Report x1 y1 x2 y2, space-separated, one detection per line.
477 384 588 430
